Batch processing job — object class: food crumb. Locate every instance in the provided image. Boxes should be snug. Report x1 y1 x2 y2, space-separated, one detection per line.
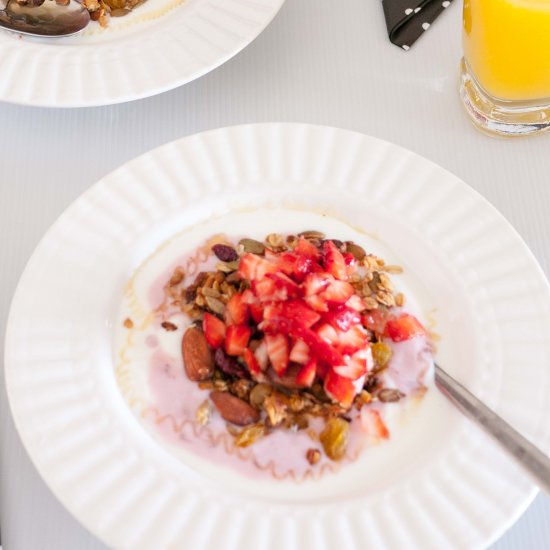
123 318 134 329
306 448 321 465
161 321 178 331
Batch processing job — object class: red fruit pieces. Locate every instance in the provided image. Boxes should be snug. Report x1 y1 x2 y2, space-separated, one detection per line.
338 325 368 354
289 339 310 364
322 240 348 280
324 370 356 408
281 299 320 328
224 325 251 356
294 237 321 259
225 293 249 325
362 309 390 335
323 306 361 332
202 313 226 349
291 325 344 368
265 333 290 375
322 279 354 304
238 253 278 281
266 272 302 298
386 314 426 342
333 349 368 379
243 347 261 375
360 409 389 439
346 294 366 312
254 339 269 371
303 273 332 296
296 357 317 387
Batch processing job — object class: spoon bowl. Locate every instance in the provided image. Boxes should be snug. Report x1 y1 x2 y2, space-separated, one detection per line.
0 0 90 37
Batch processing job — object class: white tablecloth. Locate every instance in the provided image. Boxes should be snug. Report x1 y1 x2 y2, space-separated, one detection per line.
1 1 549 548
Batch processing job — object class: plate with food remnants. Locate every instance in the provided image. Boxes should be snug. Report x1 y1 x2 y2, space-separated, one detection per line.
5 124 550 549
0 0 284 106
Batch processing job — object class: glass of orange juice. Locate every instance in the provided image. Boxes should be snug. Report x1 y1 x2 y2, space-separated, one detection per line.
460 0 550 137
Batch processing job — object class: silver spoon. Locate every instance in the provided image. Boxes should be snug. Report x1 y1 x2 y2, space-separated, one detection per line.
0 0 90 37
435 364 550 494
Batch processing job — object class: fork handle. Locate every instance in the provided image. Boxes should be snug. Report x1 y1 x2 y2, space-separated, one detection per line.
435 364 550 495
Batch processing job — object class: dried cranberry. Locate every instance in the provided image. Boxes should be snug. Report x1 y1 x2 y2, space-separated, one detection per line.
212 244 238 262
214 348 248 378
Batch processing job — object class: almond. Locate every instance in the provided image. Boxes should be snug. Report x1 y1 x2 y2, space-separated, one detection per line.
210 391 260 426
182 327 214 381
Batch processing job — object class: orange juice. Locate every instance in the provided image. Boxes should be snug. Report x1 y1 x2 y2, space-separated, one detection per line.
463 0 550 101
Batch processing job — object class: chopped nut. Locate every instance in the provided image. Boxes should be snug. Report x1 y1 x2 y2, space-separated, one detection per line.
231 379 255 400
195 399 213 426
161 321 178 332
169 267 185 287
306 448 321 465
266 233 285 249
234 423 266 447
299 230 326 240
264 392 288 426
123 318 134 329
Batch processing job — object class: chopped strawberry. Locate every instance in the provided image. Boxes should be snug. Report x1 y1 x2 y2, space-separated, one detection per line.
265 272 302 298
323 306 361 331
281 299 320 328
304 293 330 312
243 347 261 375
338 325 368 354
296 357 317 387
343 252 356 267
322 240 348 280
360 409 389 439
294 237 321 259
254 339 269 370
362 309 390 335
238 253 278 281
202 313 226 349
290 324 344 367
386 314 426 342
322 279 354 303
316 323 339 346
324 370 356 407
303 272 332 296
249 301 264 324
333 349 368 379
224 325 251 356
276 252 297 276
289 339 310 364
265 333 290 375
225 293 249 326
346 294 366 312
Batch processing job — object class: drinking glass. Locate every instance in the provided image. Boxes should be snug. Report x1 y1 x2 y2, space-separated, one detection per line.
460 0 550 137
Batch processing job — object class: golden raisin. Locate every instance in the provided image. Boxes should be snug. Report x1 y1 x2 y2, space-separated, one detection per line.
319 417 349 461
371 341 392 367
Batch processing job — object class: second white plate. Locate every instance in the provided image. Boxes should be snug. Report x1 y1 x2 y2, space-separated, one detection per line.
0 0 284 107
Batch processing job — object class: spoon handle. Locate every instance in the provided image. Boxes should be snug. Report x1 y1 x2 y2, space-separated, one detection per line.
435 364 550 495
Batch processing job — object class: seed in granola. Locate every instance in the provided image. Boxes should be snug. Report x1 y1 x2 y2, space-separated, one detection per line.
371 341 392 367
161 321 178 332
204 296 226 315
168 267 185 287
225 272 241 284
212 244 238 262
382 265 404 275
238 238 266 255
231 379 255 400
378 388 404 403
198 380 215 390
234 423 266 448
345 242 367 261
378 273 394 292
289 414 309 430
319 417 350 461
195 399 213 426
298 230 326 241
376 291 396 307
266 233 285 249
201 287 221 299
306 448 321 465
216 260 240 273
249 383 273 409
123 318 134 329
363 297 379 310
395 292 405 307
264 392 288 426
286 235 298 249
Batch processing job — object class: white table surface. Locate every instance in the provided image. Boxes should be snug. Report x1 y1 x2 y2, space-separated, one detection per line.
1 1 549 548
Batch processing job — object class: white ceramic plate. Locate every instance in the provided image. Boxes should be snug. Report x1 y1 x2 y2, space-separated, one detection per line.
0 0 284 107
5 123 550 549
